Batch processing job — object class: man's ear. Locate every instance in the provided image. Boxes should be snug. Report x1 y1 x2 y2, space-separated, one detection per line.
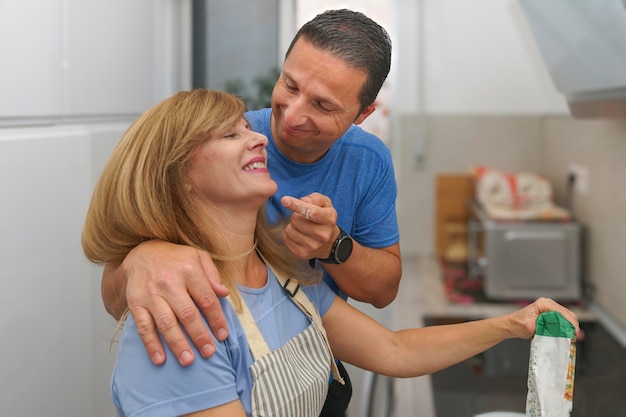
354 103 376 125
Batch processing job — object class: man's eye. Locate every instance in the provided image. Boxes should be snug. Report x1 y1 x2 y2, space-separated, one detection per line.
316 101 333 112
285 83 297 91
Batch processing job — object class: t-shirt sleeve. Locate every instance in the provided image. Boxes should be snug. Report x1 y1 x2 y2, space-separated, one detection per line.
352 142 399 248
112 299 242 417
302 280 337 317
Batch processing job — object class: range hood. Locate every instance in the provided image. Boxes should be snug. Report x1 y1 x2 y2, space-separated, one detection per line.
519 0 626 118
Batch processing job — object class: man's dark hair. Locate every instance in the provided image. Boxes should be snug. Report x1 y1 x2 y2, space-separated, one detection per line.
285 9 392 112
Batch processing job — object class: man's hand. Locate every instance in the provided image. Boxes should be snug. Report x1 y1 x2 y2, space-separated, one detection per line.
280 193 340 260
281 192 402 308
104 240 230 366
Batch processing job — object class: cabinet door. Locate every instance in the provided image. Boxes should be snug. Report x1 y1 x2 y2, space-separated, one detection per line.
64 0 160 116
0 0 185 121
0 126 94 416
0 0 63 118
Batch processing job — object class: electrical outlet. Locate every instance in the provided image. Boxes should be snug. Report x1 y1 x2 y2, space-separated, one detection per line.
568 163 590 194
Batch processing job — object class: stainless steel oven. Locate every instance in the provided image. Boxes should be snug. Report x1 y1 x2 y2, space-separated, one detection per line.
467 202 582 301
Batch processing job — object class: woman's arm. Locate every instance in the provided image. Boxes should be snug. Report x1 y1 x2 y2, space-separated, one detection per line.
323 296 580 378
100 239 231 366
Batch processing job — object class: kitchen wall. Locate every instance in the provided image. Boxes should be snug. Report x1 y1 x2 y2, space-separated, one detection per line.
393 0 626 334
542 118 626 331
395 114 626 333
396 114 544 255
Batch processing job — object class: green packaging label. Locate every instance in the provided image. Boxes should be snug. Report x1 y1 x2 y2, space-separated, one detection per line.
534 311 576 339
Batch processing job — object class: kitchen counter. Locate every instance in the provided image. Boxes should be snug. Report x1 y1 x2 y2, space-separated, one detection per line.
413 255 596 322
396 255 626 417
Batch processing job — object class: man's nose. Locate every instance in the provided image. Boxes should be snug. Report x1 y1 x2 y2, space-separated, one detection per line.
283 95 308 127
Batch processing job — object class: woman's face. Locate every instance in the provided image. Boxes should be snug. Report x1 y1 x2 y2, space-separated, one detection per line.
187 117 277 210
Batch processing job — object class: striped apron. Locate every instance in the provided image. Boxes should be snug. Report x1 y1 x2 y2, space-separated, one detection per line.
231 270 343 417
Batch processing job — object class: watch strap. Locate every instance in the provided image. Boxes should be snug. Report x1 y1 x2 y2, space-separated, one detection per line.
318 227 353 264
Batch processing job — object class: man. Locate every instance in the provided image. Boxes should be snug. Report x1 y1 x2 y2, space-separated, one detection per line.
100 8 400 415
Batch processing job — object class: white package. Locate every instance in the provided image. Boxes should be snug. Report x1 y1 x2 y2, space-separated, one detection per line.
526 311 576 417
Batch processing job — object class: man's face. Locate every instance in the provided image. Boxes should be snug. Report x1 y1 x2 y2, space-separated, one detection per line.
270 39 375 164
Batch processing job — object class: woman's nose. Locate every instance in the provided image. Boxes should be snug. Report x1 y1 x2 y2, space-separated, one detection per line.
249 131 268 148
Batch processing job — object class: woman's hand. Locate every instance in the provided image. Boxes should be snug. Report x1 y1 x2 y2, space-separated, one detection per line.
505 297 582 341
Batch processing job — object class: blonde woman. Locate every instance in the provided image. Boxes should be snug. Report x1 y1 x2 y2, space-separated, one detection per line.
83 89 580 417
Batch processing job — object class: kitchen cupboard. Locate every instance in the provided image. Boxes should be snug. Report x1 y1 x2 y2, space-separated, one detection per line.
0 0 187 123
0 1 190 416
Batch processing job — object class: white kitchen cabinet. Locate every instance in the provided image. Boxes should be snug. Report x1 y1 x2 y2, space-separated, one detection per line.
63 1 159 116
0 1 190 415
0 0 187 123
0 1 64 118
0 126 96 416
0 122 130 417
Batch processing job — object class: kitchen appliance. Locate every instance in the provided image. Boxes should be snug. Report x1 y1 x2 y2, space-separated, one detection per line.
467 202 582 301
519 0 626 119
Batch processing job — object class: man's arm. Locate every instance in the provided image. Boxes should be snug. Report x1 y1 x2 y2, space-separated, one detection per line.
281 194 401 307
101 263 128 320
100 240 230 366
323 242 400 308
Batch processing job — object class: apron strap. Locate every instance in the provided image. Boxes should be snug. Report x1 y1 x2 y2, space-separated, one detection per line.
230 252 344 385
226 294 271 360
273 270 345 385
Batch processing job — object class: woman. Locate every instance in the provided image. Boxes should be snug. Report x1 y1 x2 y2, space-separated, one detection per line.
82 89 580 417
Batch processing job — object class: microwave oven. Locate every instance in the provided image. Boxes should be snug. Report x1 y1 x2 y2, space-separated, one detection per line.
467 202 582 301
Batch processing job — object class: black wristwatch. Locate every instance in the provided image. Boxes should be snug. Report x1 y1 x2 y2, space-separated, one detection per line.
317 227 353 264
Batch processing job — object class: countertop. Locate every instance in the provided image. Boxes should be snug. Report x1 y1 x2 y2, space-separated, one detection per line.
412 255 596 322
393 255 600 417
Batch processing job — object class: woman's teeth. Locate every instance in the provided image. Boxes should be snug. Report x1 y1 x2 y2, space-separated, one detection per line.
244 162 266 171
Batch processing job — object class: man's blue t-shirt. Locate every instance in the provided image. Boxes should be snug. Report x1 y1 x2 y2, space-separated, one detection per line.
246 108 400 299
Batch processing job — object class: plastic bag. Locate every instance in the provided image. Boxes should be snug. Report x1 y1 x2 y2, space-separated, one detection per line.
526 311 576 416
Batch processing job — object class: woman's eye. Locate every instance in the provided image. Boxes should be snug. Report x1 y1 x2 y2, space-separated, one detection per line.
223 133 237 139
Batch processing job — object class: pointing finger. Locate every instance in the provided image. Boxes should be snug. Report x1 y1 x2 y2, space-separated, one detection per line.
281 196 311 217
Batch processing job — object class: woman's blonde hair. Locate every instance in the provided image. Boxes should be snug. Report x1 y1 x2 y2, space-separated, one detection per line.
82 89 319 310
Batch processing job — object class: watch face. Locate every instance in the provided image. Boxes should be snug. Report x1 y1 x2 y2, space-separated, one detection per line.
336 236 353 262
